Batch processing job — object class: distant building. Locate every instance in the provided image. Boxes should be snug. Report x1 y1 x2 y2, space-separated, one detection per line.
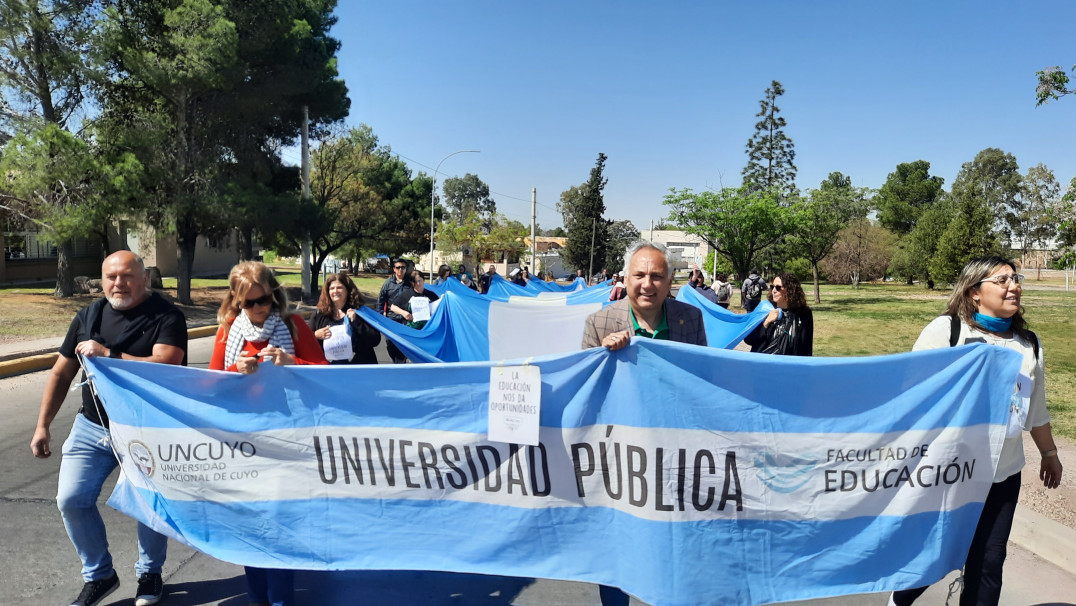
641 229 713 273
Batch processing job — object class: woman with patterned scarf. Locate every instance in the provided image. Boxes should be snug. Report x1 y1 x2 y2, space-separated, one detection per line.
209 261 327 606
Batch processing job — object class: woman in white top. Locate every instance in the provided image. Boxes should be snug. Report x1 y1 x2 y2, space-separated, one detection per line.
891 256 1062 606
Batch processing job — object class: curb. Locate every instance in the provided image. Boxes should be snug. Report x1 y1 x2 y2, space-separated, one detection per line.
1011 506 1076 576
0 324 220 379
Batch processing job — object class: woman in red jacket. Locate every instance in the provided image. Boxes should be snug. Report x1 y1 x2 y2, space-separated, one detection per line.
209 261 326 606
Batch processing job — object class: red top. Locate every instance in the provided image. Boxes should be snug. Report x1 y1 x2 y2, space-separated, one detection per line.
209 315 328 372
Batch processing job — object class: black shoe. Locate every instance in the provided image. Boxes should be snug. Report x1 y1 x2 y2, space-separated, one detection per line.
135 572 165 606
71 573 120 606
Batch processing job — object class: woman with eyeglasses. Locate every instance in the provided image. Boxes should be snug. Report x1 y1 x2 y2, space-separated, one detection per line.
209 261 326 606
743 273 813 356
309 272 381 365
890 256 1062 606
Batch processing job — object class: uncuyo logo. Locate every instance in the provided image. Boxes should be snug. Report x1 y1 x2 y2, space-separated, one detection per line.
755 451 817 493
128 441 155 478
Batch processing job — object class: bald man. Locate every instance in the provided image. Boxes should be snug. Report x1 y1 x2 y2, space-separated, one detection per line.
31 251 187 606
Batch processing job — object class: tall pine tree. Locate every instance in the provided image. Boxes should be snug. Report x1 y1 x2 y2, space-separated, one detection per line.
560 153 609 277
742 80 796 197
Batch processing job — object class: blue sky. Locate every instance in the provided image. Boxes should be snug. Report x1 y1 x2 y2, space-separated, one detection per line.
304 0 1076 230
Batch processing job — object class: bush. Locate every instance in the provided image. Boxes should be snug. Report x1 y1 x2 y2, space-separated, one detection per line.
783 257 814 282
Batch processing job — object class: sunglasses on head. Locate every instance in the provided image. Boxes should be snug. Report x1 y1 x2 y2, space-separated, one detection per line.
241 294 274 309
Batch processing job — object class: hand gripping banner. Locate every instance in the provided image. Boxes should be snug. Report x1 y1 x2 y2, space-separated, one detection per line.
86 340 1020 606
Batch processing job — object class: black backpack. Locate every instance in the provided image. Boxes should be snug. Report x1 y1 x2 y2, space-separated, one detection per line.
746 277 762 300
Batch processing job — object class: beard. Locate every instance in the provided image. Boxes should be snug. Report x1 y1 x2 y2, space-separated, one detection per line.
107 289 147 310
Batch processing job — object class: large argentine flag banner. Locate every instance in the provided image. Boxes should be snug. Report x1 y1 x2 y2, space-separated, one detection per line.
359 278 608 363
676 282 773 349
365 278 767 363
87 341 1020 606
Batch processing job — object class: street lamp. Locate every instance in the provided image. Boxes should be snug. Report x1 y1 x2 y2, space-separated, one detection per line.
430 149 479 281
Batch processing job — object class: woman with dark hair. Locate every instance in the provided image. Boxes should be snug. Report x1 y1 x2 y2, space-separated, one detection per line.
391 270 440 330
743 272 813 356
209 261 327 606
433 264 452 285
889 256 1062 606
309 272 381 365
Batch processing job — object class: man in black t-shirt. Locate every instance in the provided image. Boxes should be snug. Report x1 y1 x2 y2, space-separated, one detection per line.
30 251 187 606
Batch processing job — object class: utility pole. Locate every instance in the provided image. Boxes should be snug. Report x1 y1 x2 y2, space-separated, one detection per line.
588 217 596 281
301 105 312 302
530 188 537 271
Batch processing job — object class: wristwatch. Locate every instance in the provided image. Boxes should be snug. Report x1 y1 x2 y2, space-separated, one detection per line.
109 348 122 359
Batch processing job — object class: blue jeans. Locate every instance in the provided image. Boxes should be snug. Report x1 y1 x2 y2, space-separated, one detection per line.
57 413 168 581
245 566 295 606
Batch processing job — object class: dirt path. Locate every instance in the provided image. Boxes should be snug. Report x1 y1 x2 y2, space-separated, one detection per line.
1021 433 1076 529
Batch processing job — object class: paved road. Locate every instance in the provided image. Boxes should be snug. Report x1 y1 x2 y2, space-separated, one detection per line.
3 337 1074 605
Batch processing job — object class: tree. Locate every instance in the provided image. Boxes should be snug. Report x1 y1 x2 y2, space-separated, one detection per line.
0 0 100 295
555 185 583 233
742 80 796 196
1015 164 1059 279
1036 64 1076 105
663 185 794 279
439 212 527 264
928 194 1001 285
820 219 896 287
1 124 142 276
442 173 495 227
560 153 609 276
604 219 640 274
875 160 944 236
888 195 954 289
788 172 869 302
97 0 348 304
281 125 430 293
949 148 1022 245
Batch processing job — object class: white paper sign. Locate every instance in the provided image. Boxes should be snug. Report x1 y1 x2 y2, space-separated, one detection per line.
410 296 431 323
488 365 542 445
1009 373 1032 438
322 323 353 362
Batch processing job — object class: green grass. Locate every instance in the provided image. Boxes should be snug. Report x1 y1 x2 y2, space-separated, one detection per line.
806 281 1076 440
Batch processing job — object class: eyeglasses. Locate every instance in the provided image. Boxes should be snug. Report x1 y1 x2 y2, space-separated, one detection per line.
771 284 783 292
394 265 406 270
979 273 1024 287
241 294 274 309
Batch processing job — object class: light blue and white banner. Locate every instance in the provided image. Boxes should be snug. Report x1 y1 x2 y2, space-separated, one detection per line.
675 282 771 348
88 341 1020 606
366 278 767 362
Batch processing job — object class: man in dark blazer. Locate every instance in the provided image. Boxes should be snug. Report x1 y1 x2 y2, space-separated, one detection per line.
582 240 706 606
582 241 707 350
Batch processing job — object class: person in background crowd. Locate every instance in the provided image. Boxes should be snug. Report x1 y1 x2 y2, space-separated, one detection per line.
687 268 720 305
31 251 187 606
377 258 411 363
433 264 452 285
608 272 626 301
889 256 1062 606
521 266 531 284
576 269 585 282
744 273 813 356
741 269 767 311
392 270 441 330
309 272 381 365
510 267 526 286
457 263 473 284
712 272 733 309
209 261 327 606
479 264 497 294
581 241 706 605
